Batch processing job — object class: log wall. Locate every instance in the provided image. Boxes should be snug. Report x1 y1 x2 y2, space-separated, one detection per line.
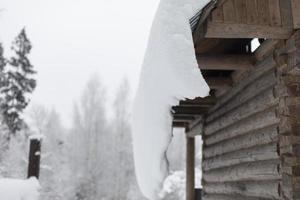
202 43 281 199
201 31 300 199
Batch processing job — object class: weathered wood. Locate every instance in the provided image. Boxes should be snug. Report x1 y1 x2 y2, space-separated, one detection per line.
203 143 279 171
203 194 271 200
207 55 276 121
246 0 258 24
205 77 232 90
269 0 282 26
254 39 279 62
186 137 195 200
279 0 293 28
203 125 278 159
187 118 204 137
205 87 277 135
204 180 280 199
203 160 280 182
291 0 300 29
204 21 293 39
27 138 42 179
172 106 208 115
257 0 270 25
223 0 236 23
205 108 279 145
234 0 247 24
207 69 277 123
197 54 254 70
211 7 224 22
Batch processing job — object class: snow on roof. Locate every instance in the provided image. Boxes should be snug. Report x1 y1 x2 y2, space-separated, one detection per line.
132 0 210 199
0 177 40 200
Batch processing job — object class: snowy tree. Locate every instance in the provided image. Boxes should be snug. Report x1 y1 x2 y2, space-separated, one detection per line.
27 104 72 200
69 75 109 200
1 29 36 134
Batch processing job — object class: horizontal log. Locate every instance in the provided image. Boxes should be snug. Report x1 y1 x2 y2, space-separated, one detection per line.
205 77 232 90
172 106 208 115
205 87 278 135
204 22 293 39
207 56 277 122
204 180 280 199
203 142 279 170
203 160 280 182
179 96 216 106
187 119 204 137
197 54 254 70
202 194 271 200
254 39 279 62
205 108 279 145
204 124 278 158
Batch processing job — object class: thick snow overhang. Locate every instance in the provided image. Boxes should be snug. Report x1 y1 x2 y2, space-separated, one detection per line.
132 0 212 199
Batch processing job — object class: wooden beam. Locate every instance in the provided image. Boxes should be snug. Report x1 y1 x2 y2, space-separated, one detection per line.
197 54 254 70
291 0 300 29
205 77 233 90
254 39 280 62
172 106 208 115
203 21 293 39
179 96 216 106
186 136 195 200
27 138 42 179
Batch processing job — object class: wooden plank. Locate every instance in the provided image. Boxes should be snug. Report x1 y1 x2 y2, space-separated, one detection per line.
203 180 280 199
279 0 293 28
203 143 279 171
197 54 254 70
257 0 270 25
205 87 277 135
246 0 258 24
203 159 280 182
186 137 195 200
291 0 300 29
234 0 247 23
207 55 276 122
204 21 293 39
269 0 282 26
211 7 224 23
205 108 279 145
223 0 236 23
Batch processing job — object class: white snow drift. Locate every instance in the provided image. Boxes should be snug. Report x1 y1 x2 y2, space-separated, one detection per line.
0 177 40 200
132 0 210 199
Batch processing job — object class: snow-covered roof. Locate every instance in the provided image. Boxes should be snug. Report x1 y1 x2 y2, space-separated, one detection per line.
132 0 211 199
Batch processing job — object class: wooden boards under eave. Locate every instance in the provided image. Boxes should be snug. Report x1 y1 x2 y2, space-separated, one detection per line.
291 0 300 29
201 0 294 39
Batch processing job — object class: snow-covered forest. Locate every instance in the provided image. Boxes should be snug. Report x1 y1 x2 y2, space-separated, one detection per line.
0 29 201 200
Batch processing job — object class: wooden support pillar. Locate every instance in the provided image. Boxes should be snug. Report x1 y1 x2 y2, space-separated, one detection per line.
186 136 195 200
27 137 42 179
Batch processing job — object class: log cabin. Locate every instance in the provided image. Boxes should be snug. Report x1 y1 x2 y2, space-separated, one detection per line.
172 0 300 199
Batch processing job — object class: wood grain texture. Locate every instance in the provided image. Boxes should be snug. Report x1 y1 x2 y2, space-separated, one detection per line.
204 180 280 199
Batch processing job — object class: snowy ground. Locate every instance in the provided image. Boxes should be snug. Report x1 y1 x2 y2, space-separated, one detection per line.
0 177 40 200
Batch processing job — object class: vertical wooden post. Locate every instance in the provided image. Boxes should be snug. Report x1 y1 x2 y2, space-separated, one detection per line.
186 136 195 200
27 138 42 179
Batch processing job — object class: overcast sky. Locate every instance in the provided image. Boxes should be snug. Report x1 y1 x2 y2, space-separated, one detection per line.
0 0 160 126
